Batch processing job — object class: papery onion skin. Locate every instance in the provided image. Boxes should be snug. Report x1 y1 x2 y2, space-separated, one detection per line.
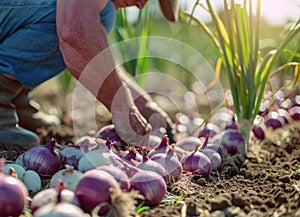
96 164 130 191
75 169 120 214
221 129 245 155
176 136 203 152
30 188 80 214
130 170 167 206
50 166 83 191
150 148 183 182
33 202 85 217
181 149 212 178
0 165 28 217
147 135 169 158
58 145 83 170
23 138 61 177
201 148 222 170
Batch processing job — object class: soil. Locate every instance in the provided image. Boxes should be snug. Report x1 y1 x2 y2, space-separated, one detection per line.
1 80 299 217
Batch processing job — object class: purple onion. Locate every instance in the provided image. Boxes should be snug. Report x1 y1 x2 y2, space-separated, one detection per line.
252 124 265 140
225 116 238 130
136 149 168 182
124 164 167 206
118 146 142 165
147 135 170 158
200 148 222 170
264 111 285 129
276 108 292 124
58 145 84 170
197 122 220 139
180 145 212 178
148 135 162 149
75 169 120 214
96 124 123 146
150 146 183 182
0 159 28 217
96 164 130 191
221 129 245 155
34 202 85 217
23 138 61 177
176 136 204 152
290 95 300 107
30 182 80 214
288 106 300 121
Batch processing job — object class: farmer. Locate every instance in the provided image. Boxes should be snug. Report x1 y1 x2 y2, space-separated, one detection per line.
0 0 178 150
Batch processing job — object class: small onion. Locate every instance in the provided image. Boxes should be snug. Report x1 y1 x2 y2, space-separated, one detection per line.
288 106 300 121
23 138 61 177
30 182 80 214
148 135 162 149
0 158 29 217
136 149 168 181
225 116 238 130
23 170 41 194
118 146 142 165
58 144 84 170
75 169 120 214
200 148 222 170
33 202 85 217
264 111 285 129
181 145 212 178
96 124 123 146
147 135 170 158
221 129 245 155
197 122 220 139
176 136 203 152
78 148 119 173
50 165 83 191
122 163 167 206
150 146 183 182
96 164 130 191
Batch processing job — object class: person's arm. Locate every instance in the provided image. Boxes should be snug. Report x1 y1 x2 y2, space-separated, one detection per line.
56 0 151 145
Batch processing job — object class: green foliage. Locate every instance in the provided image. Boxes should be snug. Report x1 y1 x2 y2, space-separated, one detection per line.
111 4 154 87
183 0 300 145
56 69 73 97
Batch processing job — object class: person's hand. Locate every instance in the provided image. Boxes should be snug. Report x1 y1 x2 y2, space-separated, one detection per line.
138 101 175 143
111 86 151 146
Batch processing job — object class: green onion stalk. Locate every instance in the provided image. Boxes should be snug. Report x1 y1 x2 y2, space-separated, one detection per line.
183 0 300 152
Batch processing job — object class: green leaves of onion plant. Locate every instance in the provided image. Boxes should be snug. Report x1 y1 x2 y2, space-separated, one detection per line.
183 0 300 143
112 4 154 87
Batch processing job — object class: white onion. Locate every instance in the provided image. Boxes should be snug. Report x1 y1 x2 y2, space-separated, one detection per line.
23 170 41 194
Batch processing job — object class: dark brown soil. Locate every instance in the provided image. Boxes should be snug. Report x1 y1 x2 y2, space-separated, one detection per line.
2 121 298 217
0 81 299 217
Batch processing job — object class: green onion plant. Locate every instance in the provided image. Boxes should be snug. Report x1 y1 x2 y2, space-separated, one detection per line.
183 0 300 149
111 4 154 87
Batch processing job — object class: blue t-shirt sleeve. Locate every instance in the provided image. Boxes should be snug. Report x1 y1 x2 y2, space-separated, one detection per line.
100 1 116 33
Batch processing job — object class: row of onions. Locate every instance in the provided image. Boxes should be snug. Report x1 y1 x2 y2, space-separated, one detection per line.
0 93 298 217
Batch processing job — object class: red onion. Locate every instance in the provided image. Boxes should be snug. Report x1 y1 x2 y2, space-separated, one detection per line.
251 116 266 140
118 146 142 165
148 135 162 149
288 106 300 121
176 136 203 152
147 135 170 158
96 124 123 146
150 146 183 182
225 116 238 130
58 144 84 170
264 111 285 129
221 129 245 155
33 202 85 217
181 145 212 178
96 164 130 191
276 108 292 124
199 137 222 170
0 158 28 217
290 95 300 107
136 148 168 181
123 163 167 206
197 122 220 139
50 165 83 191
75 169 120 214
23 138 61 177
30 182 80 214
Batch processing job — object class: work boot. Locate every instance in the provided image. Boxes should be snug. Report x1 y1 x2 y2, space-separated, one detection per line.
0 74 39 151
13 88 61 132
